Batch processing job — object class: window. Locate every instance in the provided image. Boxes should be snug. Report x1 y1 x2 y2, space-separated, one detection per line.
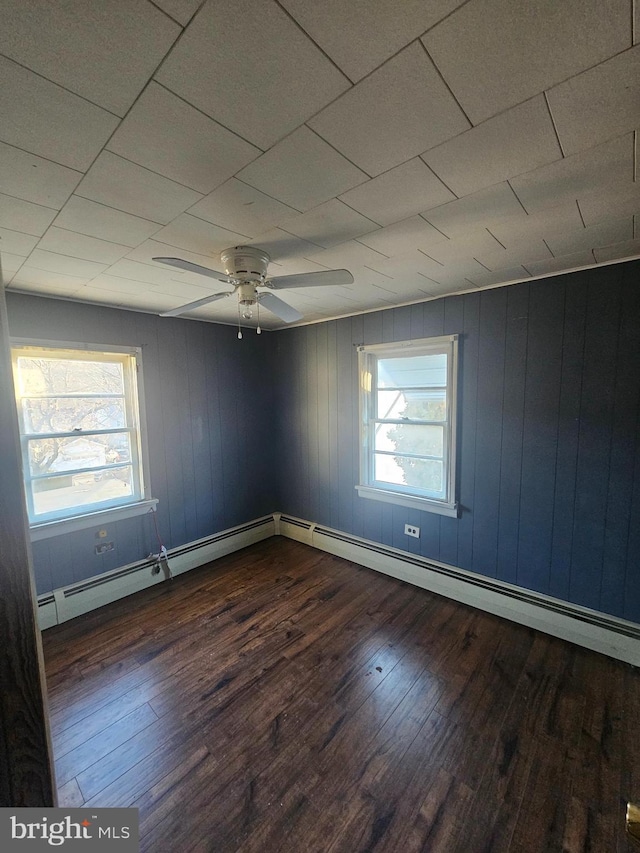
356 335 459 517
11 342 152 531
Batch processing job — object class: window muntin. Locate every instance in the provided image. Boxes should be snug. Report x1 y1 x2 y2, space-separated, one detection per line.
357 336 458 517
12 344 147 524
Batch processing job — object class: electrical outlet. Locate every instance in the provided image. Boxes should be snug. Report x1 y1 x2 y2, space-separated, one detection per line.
404 524 420 538
95 541 114 554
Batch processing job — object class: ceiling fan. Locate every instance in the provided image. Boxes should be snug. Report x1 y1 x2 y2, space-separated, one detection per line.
153 246 353 335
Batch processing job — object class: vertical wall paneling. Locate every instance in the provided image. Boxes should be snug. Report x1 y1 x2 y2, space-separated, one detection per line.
517 279 564 595
307 324 320 523
549 276 587 602
350 314 365 539
336 319 354 534
471 288 507 578
456 292 481 569
440 295 464 566
360 312 384 544
203 320 224 532
601 270 640 617
326 321 340 531
569 272 621 611
186 321 214 540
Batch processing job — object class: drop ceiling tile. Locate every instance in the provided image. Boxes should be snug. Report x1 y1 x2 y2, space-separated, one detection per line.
107 259 191 287
26 249 107 279
510 133 634 214
357 216 448 256
0 228 38 256
125 239 225 272
144 279 218 300
75 152 203 224
545 217 633 256
136 0 201 27
547 45 640 157
423 230 503 265
156 0 349 151
187 180 300 238
467 266 531 288
107 83 261 194
282 200 378 249
55 197 163 248
371 250 449 283
247 229 330 264
0 142 82 209
0 252 26 277
423 0 630 124
83 275 152 296
279 0 468 82
308 42 470 177
154 214 248 257
423 182 527 238
36 228 131 265
0 194 57 237
524 250 596 277
594 237 640 262
488 201 584 245
0 56 120 171
11 266 89 290
0 0 179 116
265 256 334 277
305 240 389 271
236 127 368 212
475 238 553 271
339 159 455 227
422 96 562 197
577 185 640 227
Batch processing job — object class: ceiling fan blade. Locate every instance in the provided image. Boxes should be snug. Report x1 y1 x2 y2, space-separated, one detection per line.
153 256 229 282
160 291 231 318
258 292 303 323
267 269 354 289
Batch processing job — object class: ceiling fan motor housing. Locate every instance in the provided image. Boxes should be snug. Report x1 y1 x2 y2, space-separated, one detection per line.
220 246 270 282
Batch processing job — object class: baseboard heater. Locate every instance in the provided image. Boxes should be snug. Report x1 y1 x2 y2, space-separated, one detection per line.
38 515 275 628
277 514 640 666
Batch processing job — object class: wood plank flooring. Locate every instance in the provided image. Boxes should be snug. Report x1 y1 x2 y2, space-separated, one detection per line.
42 537 640 852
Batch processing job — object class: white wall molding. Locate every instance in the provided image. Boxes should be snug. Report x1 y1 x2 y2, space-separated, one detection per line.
37 515 275 628
278 514 640 666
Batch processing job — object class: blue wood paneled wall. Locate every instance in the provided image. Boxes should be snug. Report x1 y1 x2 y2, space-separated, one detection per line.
6 293 277 595
274 261 640 622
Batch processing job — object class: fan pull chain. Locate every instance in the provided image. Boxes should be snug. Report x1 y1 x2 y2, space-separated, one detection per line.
256 298 261 334
237 303 243 340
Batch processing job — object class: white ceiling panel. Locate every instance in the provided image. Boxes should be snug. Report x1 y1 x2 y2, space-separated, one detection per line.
511 133 634 214
577 185 640 227
594 237 640 263
0 228 39 257
139 0 201 27
422 96 562 198
423 183 527 238
475 238 553 271
488 201 584 246
372 250 452 283
0 194 57 237
339 159 455 227
357 216 448 256
187 180 300 238
55 197 163 248
0 142 82 209
547 45 640 156
75 152 203 225
246 229 323 265
26 250 107 279
124 240 231 276
237 127 368 212
308 43 470 177
10 266 89 291
424 230 503 265
279 0 468 82
0 56 120 172
423 0 631 124
545 218 634 257
282 200 379 249
0 0 180 116
106 259 193 287
155 0 350 150
305 240 390 271
36 228 131 265
467 266 531 288
524 250 597 277
1 251 26 277
107 83 260 194
154 214 248 256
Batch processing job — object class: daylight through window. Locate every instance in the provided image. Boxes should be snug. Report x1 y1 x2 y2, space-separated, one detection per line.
356 335 459 517
11 343 147 525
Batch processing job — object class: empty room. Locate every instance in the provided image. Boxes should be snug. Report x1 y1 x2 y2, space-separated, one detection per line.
1 1 640 851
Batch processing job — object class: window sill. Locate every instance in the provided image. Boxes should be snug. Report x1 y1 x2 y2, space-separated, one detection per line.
29 499 158 541
356 485 459 518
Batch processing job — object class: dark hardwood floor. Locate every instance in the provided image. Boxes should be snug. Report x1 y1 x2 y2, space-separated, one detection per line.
42 537 640 852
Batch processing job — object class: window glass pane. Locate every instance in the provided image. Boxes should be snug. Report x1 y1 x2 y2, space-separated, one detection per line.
28 433 132 476
378 353 447 389
17 357 124 396
377 388 446 421
23 397 126 434
374 423 443 457
374 454 443 494
32 466 133 516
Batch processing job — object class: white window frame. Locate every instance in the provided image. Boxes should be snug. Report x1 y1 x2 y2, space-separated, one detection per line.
356 335 459 518
11 339 155 538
